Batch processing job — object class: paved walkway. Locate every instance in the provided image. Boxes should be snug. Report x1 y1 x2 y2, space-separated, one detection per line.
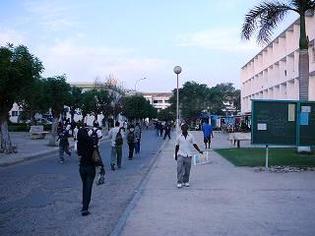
118 131 315 236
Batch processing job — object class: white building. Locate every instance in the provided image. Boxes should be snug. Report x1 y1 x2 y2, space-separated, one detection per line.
241 15 315 113
142 92 172 112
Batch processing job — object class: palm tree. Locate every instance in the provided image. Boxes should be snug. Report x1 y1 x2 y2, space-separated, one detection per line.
241 0 315 101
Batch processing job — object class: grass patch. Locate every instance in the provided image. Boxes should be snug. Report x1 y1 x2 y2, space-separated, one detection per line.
215 148 315 167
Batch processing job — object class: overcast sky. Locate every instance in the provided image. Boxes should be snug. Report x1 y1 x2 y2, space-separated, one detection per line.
0 0 298 92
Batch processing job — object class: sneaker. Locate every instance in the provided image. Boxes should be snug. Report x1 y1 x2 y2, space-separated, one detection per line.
177 183 182 188
111 164 115 171
81 210 90 216
59 160 64 164
184 182 190 187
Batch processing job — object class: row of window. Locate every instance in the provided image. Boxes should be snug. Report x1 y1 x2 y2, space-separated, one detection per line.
153 100 170 104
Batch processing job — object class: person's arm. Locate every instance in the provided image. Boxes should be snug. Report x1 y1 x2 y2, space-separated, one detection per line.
191 135 203 154
193 144 203 154
175 145 179 161
97 130 103 139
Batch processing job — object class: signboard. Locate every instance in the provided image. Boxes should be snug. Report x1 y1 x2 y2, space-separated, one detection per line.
251 100 315 146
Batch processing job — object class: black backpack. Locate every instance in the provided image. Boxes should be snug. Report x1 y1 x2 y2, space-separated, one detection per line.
90 129 99 148
127 132 135 143
115 130 123 146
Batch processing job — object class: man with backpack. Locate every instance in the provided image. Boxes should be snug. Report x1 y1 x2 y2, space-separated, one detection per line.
88 122 103 147
127 125 137 160
108 121 124 170
57 127 71 164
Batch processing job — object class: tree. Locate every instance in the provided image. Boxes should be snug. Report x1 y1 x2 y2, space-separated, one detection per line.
157 107 175 121
19 78 48 124
168 81 210 120
241 0 315 100
42 75 71 146
68 86 83 123
122 95 156 121
81 89 99 122
168 81 240 119
0 44 43 153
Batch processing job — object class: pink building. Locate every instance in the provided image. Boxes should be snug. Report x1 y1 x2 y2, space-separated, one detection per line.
241 14 315 113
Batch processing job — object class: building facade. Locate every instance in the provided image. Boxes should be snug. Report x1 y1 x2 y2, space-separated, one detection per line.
241 15 315 113
142 92 172 112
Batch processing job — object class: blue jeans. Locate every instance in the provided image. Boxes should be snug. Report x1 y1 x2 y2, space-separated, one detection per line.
135 139 141 153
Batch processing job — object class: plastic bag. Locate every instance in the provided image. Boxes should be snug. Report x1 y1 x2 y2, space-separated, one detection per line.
193 151 210 166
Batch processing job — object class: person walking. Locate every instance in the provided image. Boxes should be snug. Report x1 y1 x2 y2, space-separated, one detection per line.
77 126 105 216
57 128 71 163
163 122 171 140
134 123 142 155
202 119 214 149
175 123 203 188
108 121 124 170
127 125 137 160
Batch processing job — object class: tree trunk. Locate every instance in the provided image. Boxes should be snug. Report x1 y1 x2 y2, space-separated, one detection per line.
298 49 309 101
298 14 309 101
0 113 14 153
48 117 58 146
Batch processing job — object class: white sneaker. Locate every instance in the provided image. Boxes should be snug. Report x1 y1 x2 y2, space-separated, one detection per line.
177 183 182 188
184 182 190 187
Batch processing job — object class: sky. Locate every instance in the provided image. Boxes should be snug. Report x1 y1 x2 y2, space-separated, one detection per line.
0 0 298 92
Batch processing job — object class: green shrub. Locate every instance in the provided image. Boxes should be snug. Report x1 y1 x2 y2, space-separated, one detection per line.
8 123 29 132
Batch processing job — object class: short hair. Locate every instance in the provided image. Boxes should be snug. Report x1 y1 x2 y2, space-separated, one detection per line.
115 121 120 127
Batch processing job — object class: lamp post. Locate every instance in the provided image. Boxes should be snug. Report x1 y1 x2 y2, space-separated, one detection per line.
173 66 182 131
135 77 147 93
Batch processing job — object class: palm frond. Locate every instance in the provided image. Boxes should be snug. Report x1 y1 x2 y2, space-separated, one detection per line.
241 1 292 45
291 0 315 11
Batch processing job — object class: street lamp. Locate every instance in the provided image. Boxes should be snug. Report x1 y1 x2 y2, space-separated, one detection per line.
173 66 182 131
135 77 147 93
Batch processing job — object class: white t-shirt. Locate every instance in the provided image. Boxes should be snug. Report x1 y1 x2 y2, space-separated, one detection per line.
108 127 124 147
175 132 197 157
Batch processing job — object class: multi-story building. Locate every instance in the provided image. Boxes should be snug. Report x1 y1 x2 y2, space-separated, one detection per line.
241 14 315 113
142 92 172 112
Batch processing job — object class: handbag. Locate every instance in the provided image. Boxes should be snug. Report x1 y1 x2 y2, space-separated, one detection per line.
91 149 101 164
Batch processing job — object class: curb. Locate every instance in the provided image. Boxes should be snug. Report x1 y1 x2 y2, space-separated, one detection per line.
110 139 169 236
0 137 110 168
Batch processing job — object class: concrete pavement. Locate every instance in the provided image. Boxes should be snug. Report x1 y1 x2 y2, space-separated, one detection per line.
0 130 165 236
118 131 315 236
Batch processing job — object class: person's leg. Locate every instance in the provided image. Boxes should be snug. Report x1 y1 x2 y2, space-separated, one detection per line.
163 132 167 140
65 143 71 156
79 165 87 211
135 140 140 154
167 132 171 139
128 143 134 160
116 146 122 168
177 155 185 184
203 136 208 149
81 165 96 214
208 137 212 149
183 157 192 184
59 145 65 162
110 147 116 170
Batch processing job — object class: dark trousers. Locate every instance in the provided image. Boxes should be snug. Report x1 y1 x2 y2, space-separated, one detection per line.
128 143 135 159
79 165 96 211
164 131 171 139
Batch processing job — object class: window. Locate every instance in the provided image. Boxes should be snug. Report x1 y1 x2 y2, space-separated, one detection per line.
153 100 163 103
284 70 287 76
11 111 19 117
